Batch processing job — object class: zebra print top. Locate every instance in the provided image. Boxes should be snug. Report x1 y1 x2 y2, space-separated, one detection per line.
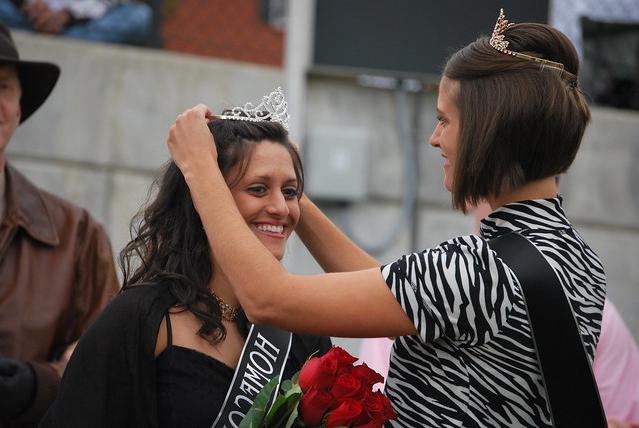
381 197 606 427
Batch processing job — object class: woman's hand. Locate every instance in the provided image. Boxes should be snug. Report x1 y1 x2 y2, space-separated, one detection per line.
167 104 217 183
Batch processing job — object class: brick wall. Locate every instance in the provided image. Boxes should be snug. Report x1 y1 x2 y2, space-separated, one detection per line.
161 0 284 67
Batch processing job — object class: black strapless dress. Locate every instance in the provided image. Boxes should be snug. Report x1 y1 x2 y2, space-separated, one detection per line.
156 344 234 428
156 313 235 428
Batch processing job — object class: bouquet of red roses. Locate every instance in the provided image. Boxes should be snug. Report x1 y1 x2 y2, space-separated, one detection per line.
240 346 396 428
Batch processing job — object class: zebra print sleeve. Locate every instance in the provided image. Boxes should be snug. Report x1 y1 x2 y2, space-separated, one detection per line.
381 235 518 347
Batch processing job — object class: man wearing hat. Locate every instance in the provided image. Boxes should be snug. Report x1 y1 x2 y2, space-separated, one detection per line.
0 23 118 426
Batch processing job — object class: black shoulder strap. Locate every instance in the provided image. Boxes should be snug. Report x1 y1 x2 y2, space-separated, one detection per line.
164 313 173 346
212 324 292 428
489 232 606 428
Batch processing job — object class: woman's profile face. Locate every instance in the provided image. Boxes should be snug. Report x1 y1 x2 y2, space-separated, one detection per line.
429 76 461 192
226 140 301 261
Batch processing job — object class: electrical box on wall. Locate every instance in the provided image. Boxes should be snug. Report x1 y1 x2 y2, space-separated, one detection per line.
305 127 368 201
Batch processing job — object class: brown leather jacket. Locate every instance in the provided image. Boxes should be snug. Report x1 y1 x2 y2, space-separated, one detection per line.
0 165 119 427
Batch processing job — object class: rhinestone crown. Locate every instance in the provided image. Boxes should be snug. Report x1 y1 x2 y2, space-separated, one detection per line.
219 87 290 131
489 8 565 71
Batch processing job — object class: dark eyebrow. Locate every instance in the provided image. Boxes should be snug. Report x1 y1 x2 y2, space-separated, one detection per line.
249 175 298 185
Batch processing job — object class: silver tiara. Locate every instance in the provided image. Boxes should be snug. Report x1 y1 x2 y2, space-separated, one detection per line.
218 87 290 131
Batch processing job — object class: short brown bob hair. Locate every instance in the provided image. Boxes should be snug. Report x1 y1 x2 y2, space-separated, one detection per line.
443 23 590 211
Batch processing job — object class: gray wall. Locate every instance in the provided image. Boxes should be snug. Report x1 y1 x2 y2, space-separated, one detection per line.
7 32 639 348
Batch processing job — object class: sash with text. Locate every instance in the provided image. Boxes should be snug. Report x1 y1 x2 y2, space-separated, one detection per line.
212 324 293 428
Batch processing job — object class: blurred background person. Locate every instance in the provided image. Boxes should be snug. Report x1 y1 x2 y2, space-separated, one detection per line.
0 0 152 45
0 23 118 427
593 299 639 425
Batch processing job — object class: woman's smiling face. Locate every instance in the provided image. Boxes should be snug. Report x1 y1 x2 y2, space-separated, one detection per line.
429 76 461 192
226 140 301 261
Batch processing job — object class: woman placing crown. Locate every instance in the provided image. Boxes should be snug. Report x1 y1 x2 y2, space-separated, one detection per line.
167 10 605 428
40 97 331 427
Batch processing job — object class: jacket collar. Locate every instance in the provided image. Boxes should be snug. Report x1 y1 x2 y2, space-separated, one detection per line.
479 196 571 240
3 164 59 246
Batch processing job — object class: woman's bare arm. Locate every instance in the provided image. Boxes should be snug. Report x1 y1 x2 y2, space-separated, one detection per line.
167 106 416 338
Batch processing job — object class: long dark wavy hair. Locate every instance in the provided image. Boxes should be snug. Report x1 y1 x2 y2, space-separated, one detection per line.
119 116 304 344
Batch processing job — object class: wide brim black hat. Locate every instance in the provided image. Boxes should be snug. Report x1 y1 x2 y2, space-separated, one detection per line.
0 23 59 123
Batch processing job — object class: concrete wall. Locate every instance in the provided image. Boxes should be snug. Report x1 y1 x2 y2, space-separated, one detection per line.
7 32 639 348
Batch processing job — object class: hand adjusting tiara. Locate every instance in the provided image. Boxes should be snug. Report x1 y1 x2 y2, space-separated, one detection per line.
489 9 565 72
218 87 290 131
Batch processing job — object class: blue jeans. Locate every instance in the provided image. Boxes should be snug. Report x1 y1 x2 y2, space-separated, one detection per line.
0 1 152 45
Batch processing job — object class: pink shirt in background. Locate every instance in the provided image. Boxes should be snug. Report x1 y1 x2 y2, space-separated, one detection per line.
593 299 639 423
359 299 639 423
358 336 393 390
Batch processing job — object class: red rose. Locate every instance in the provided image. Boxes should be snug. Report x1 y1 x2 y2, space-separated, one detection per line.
351 363 384 389
299 386 334 426
365 391 397 423
298 355 338 392
323 346 358 369
325 398 365 428
337 364 353 376
381 394 396 421
330 373 363 401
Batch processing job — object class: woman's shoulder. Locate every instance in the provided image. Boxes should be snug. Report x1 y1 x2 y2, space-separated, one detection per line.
122 282 172 300
111 283 174 310
387 234 495 268
441 233 491 248
86 283 175 334
65 284 176 379
41 284 173 427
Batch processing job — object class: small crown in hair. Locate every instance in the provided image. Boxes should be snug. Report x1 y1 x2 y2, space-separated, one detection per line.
489 8 514 53
489 8 565 71
219 87 290 131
